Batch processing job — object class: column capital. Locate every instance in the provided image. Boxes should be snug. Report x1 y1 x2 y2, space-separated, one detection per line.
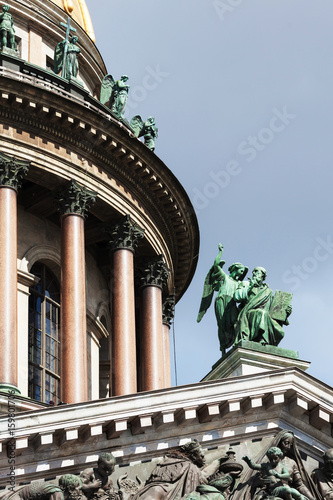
162 296 175 326
139 255 170 288
105 215 144 252
0 152 30 190
57 180 96 217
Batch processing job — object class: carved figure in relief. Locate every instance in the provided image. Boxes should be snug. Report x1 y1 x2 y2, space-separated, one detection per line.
197 244 248 355
100 75 130 117
133 440 226 500
243 447 308 500
130 116 158 151
0 4 16 50
80 452 117 500
0 474 82 500
234 430 320 500
311 448 333 499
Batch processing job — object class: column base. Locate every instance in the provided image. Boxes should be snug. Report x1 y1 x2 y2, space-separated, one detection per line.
0 383 21 395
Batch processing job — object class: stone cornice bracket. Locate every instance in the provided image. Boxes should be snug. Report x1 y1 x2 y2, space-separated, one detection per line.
104 214 145 252
57 179 97 217
139 255 170 288
162 295 175 326
0 152 30 190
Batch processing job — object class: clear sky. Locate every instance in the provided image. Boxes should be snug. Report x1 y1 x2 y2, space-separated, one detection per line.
85 0 333 388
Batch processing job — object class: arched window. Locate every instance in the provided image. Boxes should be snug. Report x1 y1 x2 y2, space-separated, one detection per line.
28 263 60 404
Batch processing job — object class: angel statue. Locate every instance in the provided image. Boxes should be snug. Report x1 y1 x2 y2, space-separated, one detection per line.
100 74 130 117
54 35 80 79
130 116 158 151
197 244 248 356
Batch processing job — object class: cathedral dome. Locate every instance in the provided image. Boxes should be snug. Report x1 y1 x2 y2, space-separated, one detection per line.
50 0 95 41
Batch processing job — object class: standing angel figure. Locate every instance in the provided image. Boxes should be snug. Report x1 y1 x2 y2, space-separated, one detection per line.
197 244 248 355
130 116 158 151
100 74 130 117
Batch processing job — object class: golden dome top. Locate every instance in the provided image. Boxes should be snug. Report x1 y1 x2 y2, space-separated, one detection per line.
51 0 95 42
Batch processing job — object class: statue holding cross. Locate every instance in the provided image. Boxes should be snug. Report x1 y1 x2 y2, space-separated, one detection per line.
54 17 80 80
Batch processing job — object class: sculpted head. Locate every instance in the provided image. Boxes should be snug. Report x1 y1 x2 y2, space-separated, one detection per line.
97 452 116 476
181 440 206 468
252 267 267 283
323 449 333 477
59 474 83 500
278 431 294 455
228 263 248 281
3 4 10 12
266 447 283 467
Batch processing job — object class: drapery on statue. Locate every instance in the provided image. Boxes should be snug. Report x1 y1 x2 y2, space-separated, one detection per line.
132 440 233 500
130 116 158 151
234 430 320 500
197 244 248 355
0 4 16 50
1 474 83 500
100 75 130 117
80 452 118 500
311 448 333 499
243 447 308 500
233 267 292 347
54 35 80 79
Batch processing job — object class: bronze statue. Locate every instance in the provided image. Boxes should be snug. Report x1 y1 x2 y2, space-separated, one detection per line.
100 75 130 117
234 430 320 500
1 474 82 500
130 116 158 151
54 35 80 79
133 440 225 500
311 449 333 499
197 244 248 355
243 447 308 500
233 267 292 347
80 452 117 500
0 4 16 50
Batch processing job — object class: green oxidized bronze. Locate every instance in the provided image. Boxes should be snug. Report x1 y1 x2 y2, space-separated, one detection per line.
198 244 292 355
0 152 30 189
54 17 80 79
57 180 96 217
0 4 16 51
100 75 130 118
130 116 158 151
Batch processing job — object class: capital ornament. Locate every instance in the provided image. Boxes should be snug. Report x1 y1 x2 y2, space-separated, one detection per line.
0 152 30 189
139 255 170 288
105 214 145 252
162 296 175 326
57 179 96 217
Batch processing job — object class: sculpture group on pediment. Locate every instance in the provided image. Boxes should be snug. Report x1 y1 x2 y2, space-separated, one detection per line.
2 437 331 500
197 244 292 355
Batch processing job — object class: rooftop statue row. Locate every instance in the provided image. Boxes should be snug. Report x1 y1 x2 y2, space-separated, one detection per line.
0 4 17 52
2 433 331 500
197 244 292 355
100 75 158 151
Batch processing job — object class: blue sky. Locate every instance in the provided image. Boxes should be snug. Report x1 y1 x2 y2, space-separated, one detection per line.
86 1 333 388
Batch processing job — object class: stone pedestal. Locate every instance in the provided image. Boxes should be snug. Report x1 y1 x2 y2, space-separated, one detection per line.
202 340 311 381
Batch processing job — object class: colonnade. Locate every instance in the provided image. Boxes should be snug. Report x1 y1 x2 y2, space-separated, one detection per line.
0 155 174 403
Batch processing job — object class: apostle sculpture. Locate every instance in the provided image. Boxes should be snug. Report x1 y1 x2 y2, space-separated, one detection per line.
197 244 292 355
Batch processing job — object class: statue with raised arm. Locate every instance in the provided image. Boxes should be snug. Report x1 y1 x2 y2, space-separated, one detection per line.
311 449 333 499
233 267 292 347
130 116 158 151
197 244 248 355
0 4 16 50
54 35 80 79
100 75 130 117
